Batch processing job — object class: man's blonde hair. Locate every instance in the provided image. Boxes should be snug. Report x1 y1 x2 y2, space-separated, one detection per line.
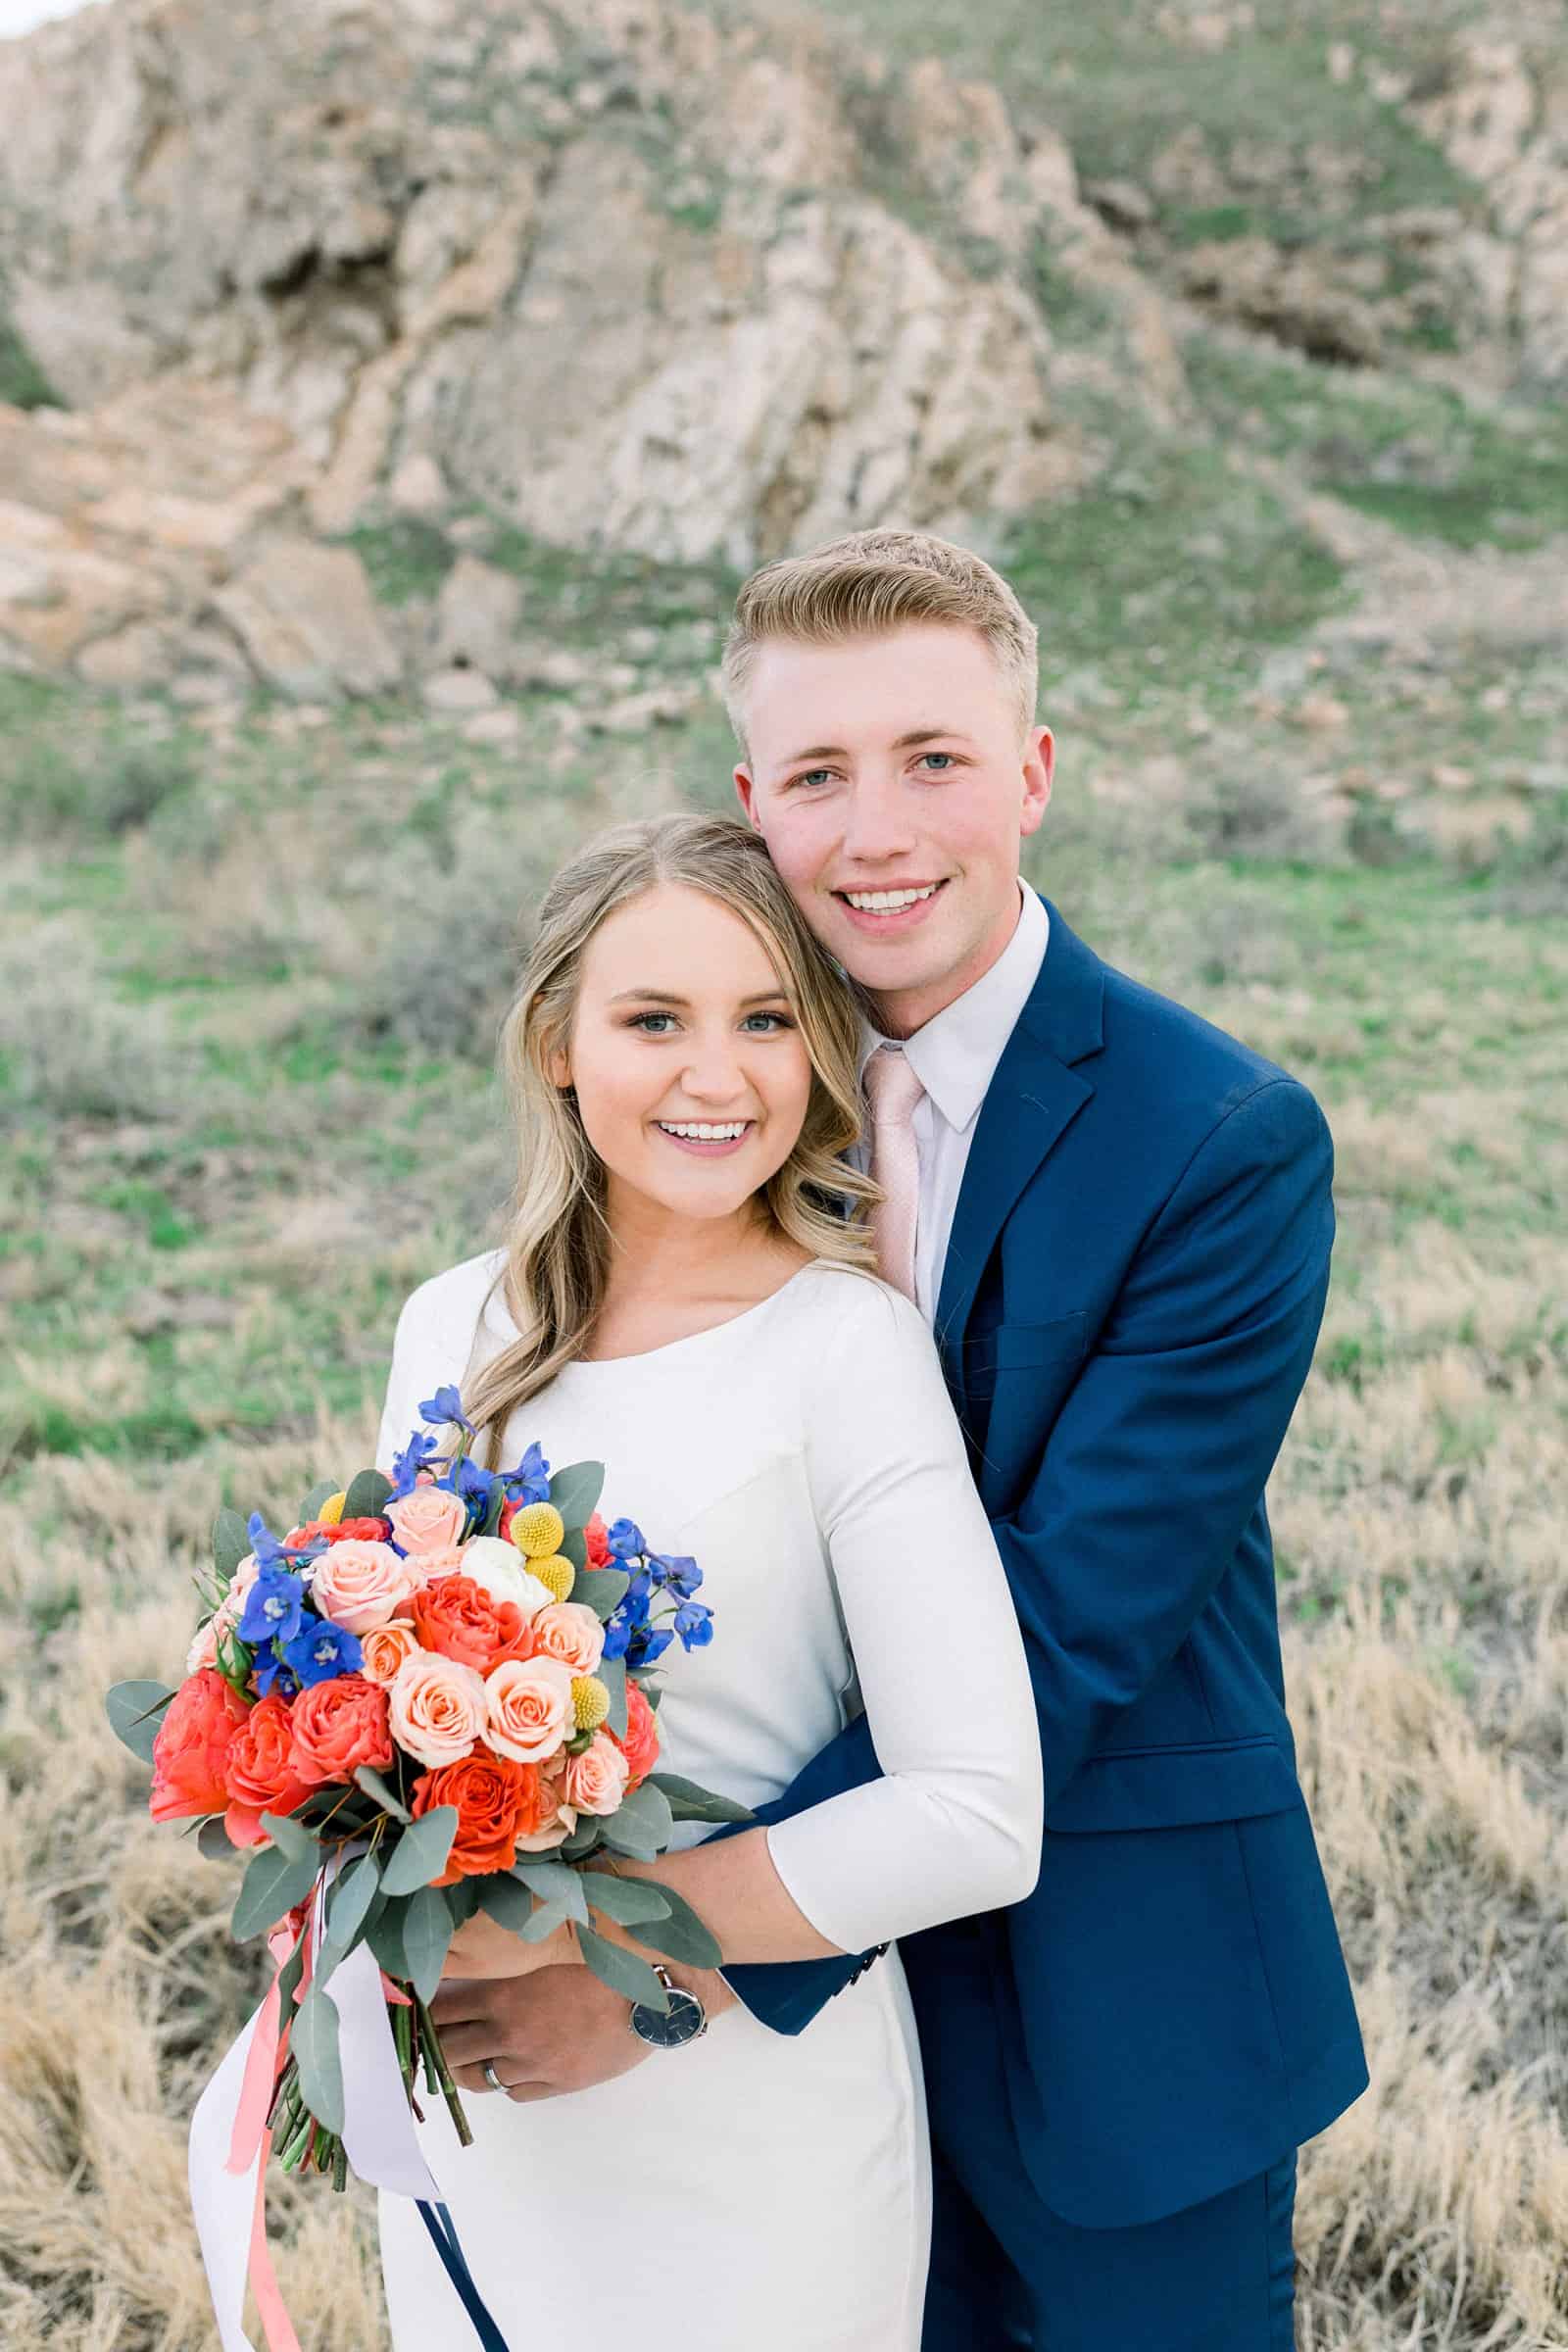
721 528 1040 759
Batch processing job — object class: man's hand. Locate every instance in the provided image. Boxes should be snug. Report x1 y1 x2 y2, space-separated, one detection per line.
430 1960 740 2102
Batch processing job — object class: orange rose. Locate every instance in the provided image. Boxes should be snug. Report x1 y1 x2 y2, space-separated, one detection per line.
410 1751 543 1885
287 1514 393 1547
360 1619 420 1687
611 1678 661 1793
584 1512 612 1569
149 1670 250 1823
412 1575 535 1676
223 1693 315 1848
288 1674 394 1788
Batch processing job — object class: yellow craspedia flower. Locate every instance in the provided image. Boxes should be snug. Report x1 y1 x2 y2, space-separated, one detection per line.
509 1501 565 1559
318 1491 347 1527
531 1553 576 1603
571 1675 611 1733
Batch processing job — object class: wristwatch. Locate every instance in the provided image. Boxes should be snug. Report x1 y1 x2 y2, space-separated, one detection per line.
629 1963 709 2049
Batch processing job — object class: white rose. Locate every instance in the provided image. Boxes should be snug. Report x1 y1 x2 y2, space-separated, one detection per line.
461 1535 553 1618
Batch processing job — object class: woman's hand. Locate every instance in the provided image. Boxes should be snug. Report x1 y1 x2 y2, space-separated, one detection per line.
441 1906 579 1982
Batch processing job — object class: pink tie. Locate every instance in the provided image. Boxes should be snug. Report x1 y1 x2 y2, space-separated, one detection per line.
864 1045 925 1303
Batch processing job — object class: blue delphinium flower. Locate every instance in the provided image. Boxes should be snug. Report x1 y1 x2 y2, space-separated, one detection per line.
629 1625 673 1668
502 1442 552 1504
674 1599 714 1651
601 1616 632 1662
389 1429 440 1498
247 1510 287 1571
282 1614 365 1686
606 1518 645 1560
238 1565 306 1647
418 1384 474 1433
253 1648 300 1701
651 1553 703 1598
451 1456 496 1516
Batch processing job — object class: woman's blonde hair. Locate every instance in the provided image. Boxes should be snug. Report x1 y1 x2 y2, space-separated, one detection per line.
721 527 1040 759
466 811 879 1465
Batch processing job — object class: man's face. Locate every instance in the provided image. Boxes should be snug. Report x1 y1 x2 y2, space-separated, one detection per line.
733 624 1053 1037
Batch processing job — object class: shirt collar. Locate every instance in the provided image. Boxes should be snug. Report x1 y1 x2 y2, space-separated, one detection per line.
858 883 1050 1135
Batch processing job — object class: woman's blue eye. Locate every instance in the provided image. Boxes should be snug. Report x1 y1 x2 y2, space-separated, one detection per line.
743 1011 794 1033
629 1012 677 1034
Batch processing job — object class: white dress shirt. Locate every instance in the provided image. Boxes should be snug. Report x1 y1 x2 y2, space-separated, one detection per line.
856 883 1050 1325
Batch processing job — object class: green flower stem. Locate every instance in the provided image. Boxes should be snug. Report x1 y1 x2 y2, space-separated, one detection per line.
331 2139 349 2193
414 1994 473 2149
276 2103 316 2173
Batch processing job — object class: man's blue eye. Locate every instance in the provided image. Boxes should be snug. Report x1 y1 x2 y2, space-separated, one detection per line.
920 752 955 770
795 769 833 789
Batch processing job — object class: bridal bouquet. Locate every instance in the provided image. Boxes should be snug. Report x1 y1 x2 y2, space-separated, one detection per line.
106 1386 746 2199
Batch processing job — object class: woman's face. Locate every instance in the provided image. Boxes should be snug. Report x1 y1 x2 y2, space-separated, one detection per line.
550 883 815 1235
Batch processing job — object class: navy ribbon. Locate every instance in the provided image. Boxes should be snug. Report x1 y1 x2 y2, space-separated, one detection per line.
416 2199 513 2352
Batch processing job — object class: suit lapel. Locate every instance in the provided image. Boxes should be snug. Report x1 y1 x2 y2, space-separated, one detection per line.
933 899 1107 1363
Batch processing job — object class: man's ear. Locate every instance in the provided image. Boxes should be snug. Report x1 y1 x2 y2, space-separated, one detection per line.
734 763 760 829
1020 724 1054 838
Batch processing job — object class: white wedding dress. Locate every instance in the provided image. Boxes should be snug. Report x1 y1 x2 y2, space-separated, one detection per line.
372 1253 1041 2352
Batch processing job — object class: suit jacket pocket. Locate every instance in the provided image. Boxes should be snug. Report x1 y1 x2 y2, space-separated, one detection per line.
1046 1735 1302 1835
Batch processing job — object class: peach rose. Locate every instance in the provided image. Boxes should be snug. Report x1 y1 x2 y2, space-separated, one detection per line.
224 1692 315 1848
611 1678 661 1793
310 1540 421 1636
514 1765 579 1854
559 1731 631 1818
359 1619 421 1687
149 1670 250 1823
532 1601 606 1676
384 1486 467 1556
289 1674 394 1787
185 1619 220 1676
388 1650 488 1769
214 1553 260 1638
483 1655 575 1766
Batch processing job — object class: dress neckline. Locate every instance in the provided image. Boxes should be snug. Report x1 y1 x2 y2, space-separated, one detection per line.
558 1259 827 1374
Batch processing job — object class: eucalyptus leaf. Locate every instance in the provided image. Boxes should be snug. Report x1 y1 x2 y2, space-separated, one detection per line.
213 1508 250 1584
479 1485 506 1538
297 1478 341 1525
444 1880 481 1927
354 1765 411 1824
342 1467 393 1522
558 1527 587 1573
596 1653 628 1740
577 1924 668 2011
511 1859 589 1926
232 1842 320 1942
602 1781 674 1859
381 1807 459 1897
558 1819 603 1861
579 1870 673 1929
323 1852 381 1958
518 1898 571 1943
474 1875 537 1936
402 1884 454 2005
366 1895 411 1984
292 1984 345 2134
573 1569 629 1622
275 1929 308 2018
196 1816 236 1862
624 1879 722 1970
547 1460 605 1530
646 1772 756 1826
259 1811 318 1867
105 1681 174 1765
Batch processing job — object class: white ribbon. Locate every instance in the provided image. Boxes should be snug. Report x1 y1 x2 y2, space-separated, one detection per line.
189 1905 444 2349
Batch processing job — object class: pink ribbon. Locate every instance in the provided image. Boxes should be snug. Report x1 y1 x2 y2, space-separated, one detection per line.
222 1909 313 2352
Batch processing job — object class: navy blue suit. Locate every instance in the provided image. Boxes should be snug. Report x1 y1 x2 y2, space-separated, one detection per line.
725 897 1367 2345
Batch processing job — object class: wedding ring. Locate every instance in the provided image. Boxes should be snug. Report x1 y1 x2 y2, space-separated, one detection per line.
482 2061 504 2092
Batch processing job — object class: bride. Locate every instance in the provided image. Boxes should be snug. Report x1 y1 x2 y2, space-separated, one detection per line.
372 809 1042 2349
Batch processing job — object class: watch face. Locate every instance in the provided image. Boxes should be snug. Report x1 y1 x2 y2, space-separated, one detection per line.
632 1988 706 2048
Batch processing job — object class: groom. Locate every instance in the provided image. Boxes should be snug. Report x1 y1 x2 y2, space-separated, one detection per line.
436 529 1368 2347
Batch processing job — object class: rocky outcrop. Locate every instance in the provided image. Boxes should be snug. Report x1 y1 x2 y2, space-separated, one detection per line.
0 0 1181 691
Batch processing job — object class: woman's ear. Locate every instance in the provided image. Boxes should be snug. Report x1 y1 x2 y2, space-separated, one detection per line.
545 1046 571 1089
